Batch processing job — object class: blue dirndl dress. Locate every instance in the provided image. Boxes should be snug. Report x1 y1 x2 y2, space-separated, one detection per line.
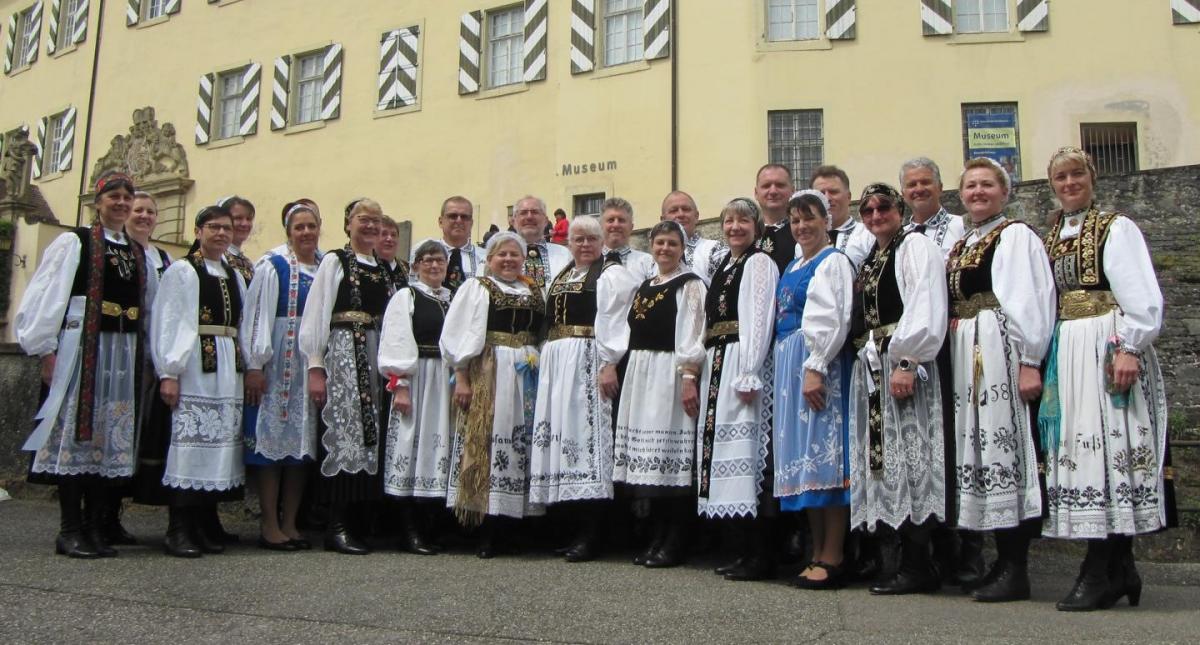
773 247 851 511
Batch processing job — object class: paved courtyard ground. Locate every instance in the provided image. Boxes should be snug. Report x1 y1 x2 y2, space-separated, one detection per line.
0 499 1196 644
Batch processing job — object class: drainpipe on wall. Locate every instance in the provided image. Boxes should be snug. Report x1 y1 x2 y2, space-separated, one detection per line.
75 0 106 226
669 1 678 191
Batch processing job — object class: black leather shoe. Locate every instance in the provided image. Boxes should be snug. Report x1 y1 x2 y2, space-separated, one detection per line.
724 555 775 582
193 523 226 555
715 556 745 576
403 529 438 556
791 562 847 590
870 569 941 595
258 536 301 552
288 537 313 551
564 541 597 563
84 524 119 558
1056 574 1110 611
55 532 101 559
325 530 370 555
971 560 1030 602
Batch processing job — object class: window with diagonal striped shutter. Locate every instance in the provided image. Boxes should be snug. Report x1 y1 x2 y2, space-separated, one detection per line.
923 0 1049 36
269 44 343 130
197 63 261 144
6 3 43 74
378 26 422 112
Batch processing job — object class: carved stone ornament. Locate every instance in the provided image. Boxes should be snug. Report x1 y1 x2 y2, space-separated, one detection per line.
0 127 39 205
89 107 191 186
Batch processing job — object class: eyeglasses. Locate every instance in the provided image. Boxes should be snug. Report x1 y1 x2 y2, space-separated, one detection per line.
354 216 382 226
418 256 447 264
202 223 233 232
515 209 543 216
859 204 896 217
443 213 472 221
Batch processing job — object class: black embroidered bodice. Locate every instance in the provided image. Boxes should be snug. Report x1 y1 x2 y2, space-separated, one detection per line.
946 220 1017 303
479 277 545 336
409 287 448 358
71 232 142 333
332 254 391 319
849 233 905 342
756 221 795 274
704 248 759 344
546 261 616 327
1044 207 1115 293
628 273 700 352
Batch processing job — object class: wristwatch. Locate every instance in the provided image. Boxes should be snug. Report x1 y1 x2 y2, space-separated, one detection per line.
897 358 915 372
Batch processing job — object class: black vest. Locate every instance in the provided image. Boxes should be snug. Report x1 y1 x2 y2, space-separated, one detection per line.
332 253 391 319
628 273 701 352
193 259 243 328
546 261 612 328
947 221 1016 303
70 230 142 333
409 287 448 358
479 278 544 336
704 248 759 347
756 221 795 275
1045 209 1114 293
850 233 905 342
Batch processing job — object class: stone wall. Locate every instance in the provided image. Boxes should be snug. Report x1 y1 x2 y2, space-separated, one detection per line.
639 164 1200 428
0 343 41 486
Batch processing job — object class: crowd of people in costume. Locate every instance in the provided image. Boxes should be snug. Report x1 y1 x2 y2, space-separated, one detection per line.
15 147 1176 612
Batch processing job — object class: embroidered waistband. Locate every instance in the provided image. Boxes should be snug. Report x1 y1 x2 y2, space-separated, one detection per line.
101 301 139 320
547 324 594 341
486 331 536 348
331 311 379 326
951 292 1001 319
853 322 898 350
705 320 740 342
1058 290 1118 320
197 324 238 338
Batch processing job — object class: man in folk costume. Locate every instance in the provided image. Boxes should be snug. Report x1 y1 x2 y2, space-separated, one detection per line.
512 195 570 298
811 165 875 270
753 163 798 274
899 157 967 260
660 190 727 284
411 195 485 295
153 205 250 558
599 198 656 281
16 172 151 558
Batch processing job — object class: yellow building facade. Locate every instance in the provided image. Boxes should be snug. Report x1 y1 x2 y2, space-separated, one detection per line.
2 0 1199 337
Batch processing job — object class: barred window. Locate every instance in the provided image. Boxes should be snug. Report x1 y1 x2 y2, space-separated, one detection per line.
574 193 606 218
766 0 819 42
1080 123 1138 176
768 110 823 184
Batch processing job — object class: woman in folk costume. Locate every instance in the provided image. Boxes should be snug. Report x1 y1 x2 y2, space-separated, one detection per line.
528 215 638 562
773 190 856 589
947 158 1055 602
1040 147 1175 611
442 232 545 558
300 198 394 555
845 183 949 596
614 221 708 569
377 214 411 290
378 240 454 555
241 202 323 551
15 172 150 558
153 205 249 558
695 198 778 581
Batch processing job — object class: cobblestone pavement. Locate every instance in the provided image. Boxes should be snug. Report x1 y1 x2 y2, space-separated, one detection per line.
1 499 1197 644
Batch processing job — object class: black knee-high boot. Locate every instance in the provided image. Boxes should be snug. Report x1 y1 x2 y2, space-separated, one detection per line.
725 517 775 581
565 502 603 563
401 501 437 555
973 524 1032 602
83 487 118 557
1056 537 1114 611
103 488 137 545
955 530 986 587
871 520 940 595
714 519 748 575
1106 535 1142 608
56 483 99 559
164 506 202 558
645 498 686 568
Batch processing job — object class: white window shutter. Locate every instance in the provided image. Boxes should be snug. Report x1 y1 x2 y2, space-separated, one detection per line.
195 72 214 145
58 106 76 171
32 117 47 180
1016 0 1049 32
378 26 420 110
239 62 261 136
270 55 290 131
320 43 343 121
643 0 670 60
569 0 595 74
48 0 60 55
1175 0 1200 23
921 0 953 36
523 0 548 82
459 11 482 95
126 0 139 26
4 13 15 74
826 0 856 40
